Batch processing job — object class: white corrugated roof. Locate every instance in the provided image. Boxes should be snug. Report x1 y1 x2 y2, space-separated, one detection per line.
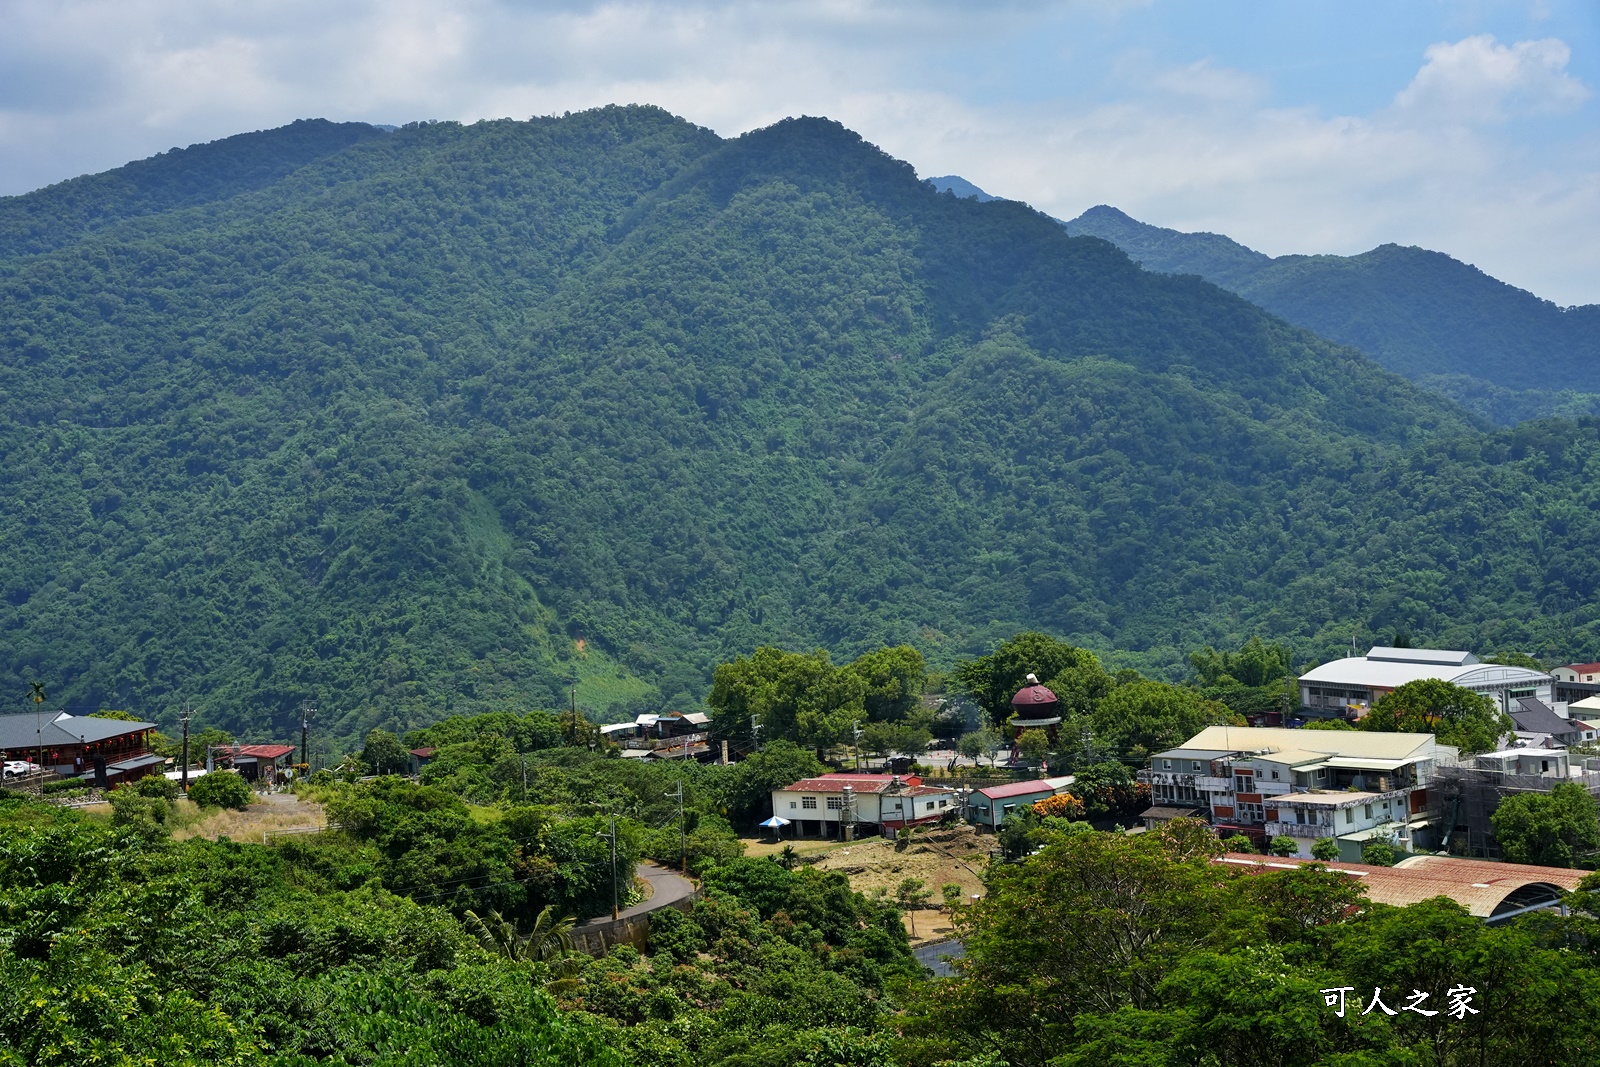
1300 655 1479 688
1300 655 1548 690
1319 756 1414 771
1239 749 1329 767
1365 646 1477 666
1181 726 1437 762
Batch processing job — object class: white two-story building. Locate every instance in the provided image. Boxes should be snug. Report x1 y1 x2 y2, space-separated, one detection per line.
770 773 959 837
1141 726 1454 861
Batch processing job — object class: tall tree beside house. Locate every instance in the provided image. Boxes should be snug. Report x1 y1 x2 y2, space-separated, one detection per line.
707 646 866 752
718 739 825 826
1189 636 1293 688
953 633 1112 725
845 645 927 722
362 728 410 776
1359 678 1513 755
1189 636 1297 719
1090 679 1233 760
1490 781 1600 867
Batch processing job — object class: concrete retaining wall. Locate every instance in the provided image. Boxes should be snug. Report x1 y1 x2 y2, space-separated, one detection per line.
570 890 699 956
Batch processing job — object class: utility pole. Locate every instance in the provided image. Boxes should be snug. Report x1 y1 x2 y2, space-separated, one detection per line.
179 702 193 794
595 817 619 919
665 780 686 871
750 715 762 752
852 720 863 771
29 682 47 796
521 754 528 800
300 703 316 768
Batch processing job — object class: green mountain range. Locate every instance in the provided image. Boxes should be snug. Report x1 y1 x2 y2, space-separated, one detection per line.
6 107 1600 746
1060 204 1600 424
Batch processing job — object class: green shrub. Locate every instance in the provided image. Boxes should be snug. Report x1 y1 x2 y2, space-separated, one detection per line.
186 770 253 810
1222 833 1255 854
1361 839 1398 867
136 774 180 800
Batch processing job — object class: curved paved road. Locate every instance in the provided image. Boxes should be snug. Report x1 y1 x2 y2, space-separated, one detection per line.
913 938 966 977
575 860 696 930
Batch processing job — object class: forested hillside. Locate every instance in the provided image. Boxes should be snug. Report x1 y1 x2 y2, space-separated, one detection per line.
6 106 1600 746
1064 204 1600 422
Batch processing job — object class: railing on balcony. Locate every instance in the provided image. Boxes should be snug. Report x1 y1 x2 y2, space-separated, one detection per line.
622 731 710 752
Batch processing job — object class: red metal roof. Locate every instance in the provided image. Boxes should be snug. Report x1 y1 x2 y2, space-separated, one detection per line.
976 779 1061 800
235 744 295 759
1216 853 1586 917
410 747 436 758
780 773 922 794
1565 663 1600 673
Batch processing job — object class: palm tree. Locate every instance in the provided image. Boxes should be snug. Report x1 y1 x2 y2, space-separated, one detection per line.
462 905 583 992
778 844 799 871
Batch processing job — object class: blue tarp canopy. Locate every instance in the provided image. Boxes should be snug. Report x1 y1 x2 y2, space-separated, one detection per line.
759 816 791 828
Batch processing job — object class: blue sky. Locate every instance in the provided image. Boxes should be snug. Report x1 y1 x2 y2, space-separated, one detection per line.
2 0 1596 303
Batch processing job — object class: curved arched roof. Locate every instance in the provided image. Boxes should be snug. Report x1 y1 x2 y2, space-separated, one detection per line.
1218 853 1585 918
1450 664 1553 688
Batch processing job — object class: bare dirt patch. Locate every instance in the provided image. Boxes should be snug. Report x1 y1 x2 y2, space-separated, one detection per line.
782 824 994 944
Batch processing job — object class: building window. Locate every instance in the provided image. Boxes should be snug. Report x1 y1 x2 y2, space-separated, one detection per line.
789 801 797 809
1317 769 1328 779
926 802 935 811
1364 804 1373 819
939 799 948 807
802 796 817 810
1543 760 1551 773
1235 777 1252 792
1345 808 1354 824
1162 759 1172 769
1192 761 1203 771
1238 802 1264 823
1270 771 1279 780
826 797 843 810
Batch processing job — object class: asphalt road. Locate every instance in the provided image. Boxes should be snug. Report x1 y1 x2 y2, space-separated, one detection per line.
913 938 967 977
576 860 696 928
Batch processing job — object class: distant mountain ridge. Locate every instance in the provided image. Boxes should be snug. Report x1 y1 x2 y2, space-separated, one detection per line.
927 175 999 202
8 112 1600 746
0 118 389 258
1062 205 1600 424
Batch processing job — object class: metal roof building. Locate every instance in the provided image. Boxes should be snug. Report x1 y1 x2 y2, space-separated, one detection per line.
1298 647 1551 720
0 710 159 785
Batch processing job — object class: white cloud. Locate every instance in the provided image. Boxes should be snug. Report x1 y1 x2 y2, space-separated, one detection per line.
0 5 1595 304
1394 34 1592 123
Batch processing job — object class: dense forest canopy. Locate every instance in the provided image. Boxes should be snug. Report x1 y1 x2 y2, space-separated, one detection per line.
5 106 1600 746
1063 204 1600 424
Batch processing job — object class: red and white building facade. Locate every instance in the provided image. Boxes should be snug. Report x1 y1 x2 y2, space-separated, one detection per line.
771 773 959 836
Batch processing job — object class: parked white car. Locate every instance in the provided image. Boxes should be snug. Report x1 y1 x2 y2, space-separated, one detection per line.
3 760 41 777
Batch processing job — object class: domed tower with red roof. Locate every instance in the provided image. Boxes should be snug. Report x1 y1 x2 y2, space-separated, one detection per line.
1008 673 1063 761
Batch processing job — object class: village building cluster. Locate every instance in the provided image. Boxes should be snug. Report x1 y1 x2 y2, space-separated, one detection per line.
1143 646 1600 865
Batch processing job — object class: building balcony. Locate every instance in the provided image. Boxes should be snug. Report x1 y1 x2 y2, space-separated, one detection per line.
1265 821 1333 839
622 731 710 752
